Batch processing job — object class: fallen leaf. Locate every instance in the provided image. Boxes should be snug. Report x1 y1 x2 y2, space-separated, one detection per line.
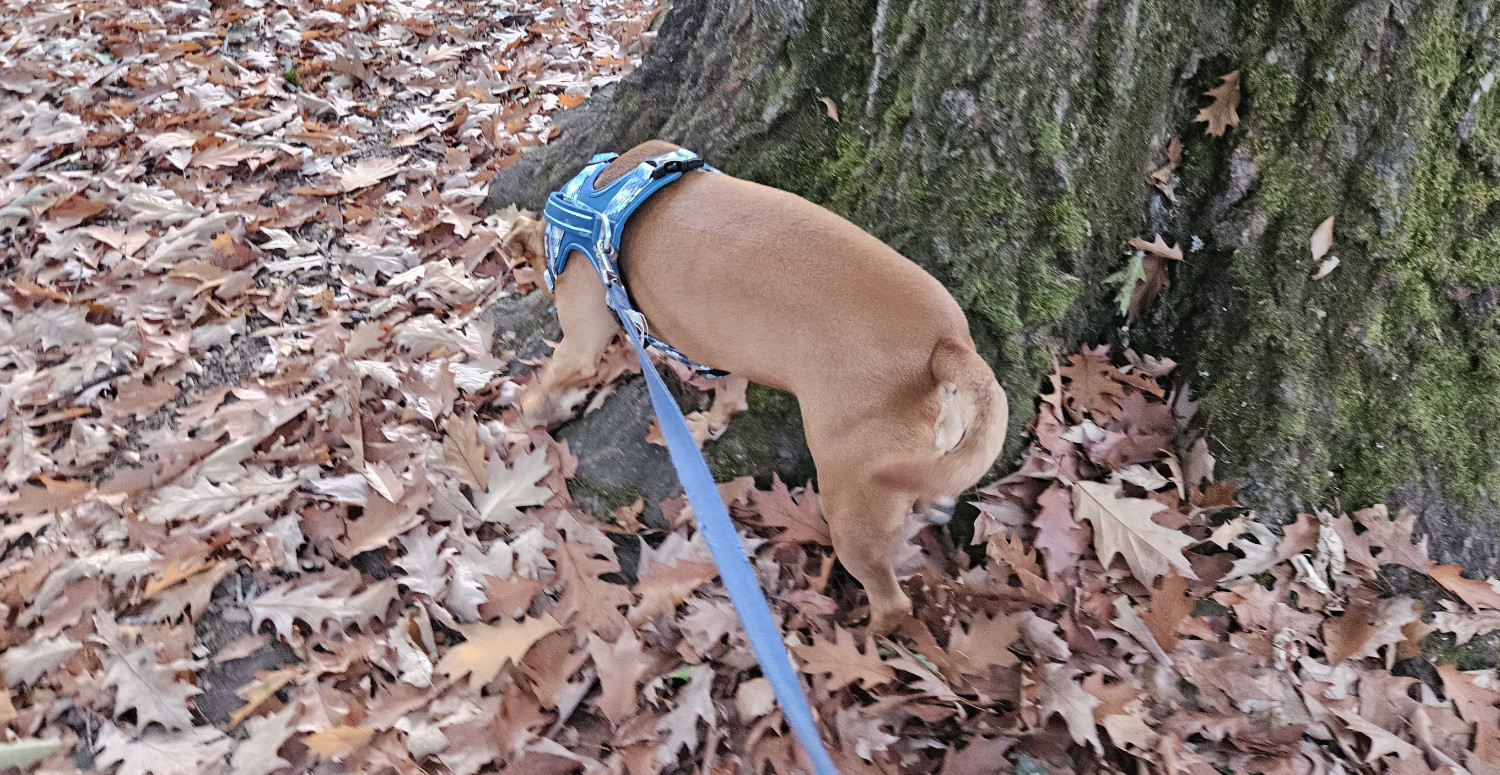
443 413 488 490
227 667 296 728
341 155 409 192
95 725 232 775
473 446 553 524
948 610 1022 675
303 726 375 760
791 628 895 691
587 631 651 726
1437 664 1500 761
551 542 633 641
230 704 297 775
655 665 716 766
1037 664 1101 751
437 615 561 690
101 642 201 731
1310 216 1335 261
0 738 61 770
1430 565 1500 611
1142 574 1195 651
1073 479 1197 586
1032 484 1088 578
1195 70 1241 136
751 474 831 546
1127 234 1184 262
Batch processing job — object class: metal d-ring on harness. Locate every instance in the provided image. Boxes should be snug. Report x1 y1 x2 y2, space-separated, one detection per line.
542 152 841 775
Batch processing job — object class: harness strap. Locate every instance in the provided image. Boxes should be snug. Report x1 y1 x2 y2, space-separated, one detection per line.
606 282 841 775
542 149 730 380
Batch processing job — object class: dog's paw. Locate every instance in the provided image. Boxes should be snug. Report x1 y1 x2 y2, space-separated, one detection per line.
866 593 914 636
519 392 561 428
520 388 587 428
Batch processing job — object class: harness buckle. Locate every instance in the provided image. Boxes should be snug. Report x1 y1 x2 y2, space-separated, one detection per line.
649 157 706 180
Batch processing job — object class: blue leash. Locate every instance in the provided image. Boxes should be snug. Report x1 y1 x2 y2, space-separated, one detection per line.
602 284 841 775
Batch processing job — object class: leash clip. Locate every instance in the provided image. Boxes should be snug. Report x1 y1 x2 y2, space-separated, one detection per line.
649 157 705 180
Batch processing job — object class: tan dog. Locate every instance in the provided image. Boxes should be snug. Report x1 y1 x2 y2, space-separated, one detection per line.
504 140 1007 632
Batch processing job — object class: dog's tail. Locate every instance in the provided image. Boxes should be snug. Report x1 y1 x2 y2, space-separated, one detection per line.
870 338 1007 498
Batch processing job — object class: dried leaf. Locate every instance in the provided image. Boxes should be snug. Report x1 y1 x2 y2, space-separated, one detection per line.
1195 70 1241 136
101 642 201 731
473 446 553 524
751 474 831 546
341 155 409 192
551 542 633 641
1142 574 1195 651
95 725 232 775
443 413 488 490
1430 565 1500 611
1073 479 1197 586
437 615 561 690
655 665 716 766
1310 216 1335 261
791 628 895 691
1037 664 1102 751
587 631 651 725
303 725 374 760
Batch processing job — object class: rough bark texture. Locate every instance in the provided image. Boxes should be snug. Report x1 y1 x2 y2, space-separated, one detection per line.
484 0 1500 573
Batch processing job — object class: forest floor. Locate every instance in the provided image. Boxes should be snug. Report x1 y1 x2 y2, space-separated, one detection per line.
0 1 1498 775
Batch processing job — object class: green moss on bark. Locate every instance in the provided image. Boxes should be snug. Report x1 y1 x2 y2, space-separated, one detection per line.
1183 1 1500 555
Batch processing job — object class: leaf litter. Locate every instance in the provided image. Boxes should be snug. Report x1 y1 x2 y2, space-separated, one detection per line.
0 2 1497 774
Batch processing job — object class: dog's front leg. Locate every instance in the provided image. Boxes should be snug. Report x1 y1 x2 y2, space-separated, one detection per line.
704 374 749 438
520 266 618 427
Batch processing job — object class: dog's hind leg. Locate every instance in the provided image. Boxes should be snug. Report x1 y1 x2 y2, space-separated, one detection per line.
521 263 619 426
821 479 915 633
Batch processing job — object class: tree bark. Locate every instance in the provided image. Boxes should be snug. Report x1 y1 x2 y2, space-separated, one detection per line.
485 0 1500 573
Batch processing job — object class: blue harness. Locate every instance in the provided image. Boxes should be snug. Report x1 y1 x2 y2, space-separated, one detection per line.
542 149 728 379
541 150 841 775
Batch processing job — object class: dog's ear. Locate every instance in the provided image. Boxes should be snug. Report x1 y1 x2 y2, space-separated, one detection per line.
501 216 547 272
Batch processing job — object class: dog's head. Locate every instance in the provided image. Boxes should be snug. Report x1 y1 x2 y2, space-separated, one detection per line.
501 216 548 290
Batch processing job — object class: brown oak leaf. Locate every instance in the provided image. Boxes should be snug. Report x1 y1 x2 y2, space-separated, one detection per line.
586 630 651 726
1142 574 1196 651
751 474 830 546
1195 70 1241 136
436 615 561 690
791 627 895 692
1073 479 1197 586
1033 483 1088 579
1430 565 1500 612
628 559 718 625
1437 664 1500 762
550 542 633 641
948 610 1022 675
1037 663 1102 751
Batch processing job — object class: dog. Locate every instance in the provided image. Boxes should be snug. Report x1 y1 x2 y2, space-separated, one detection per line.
502 140 1007 632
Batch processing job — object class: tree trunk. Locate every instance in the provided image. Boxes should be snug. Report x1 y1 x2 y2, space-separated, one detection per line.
485 0 1500 574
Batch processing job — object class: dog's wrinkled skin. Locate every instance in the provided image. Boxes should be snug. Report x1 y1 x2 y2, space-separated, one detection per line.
504 141 1007 632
